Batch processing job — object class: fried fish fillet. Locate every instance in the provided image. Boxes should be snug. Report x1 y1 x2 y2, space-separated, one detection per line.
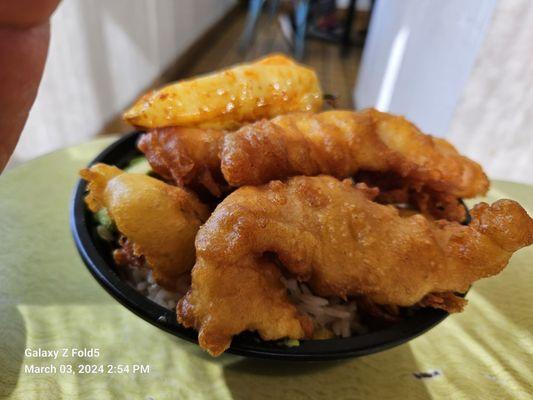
80 163 209 290
221 110 489 198
177 176 532 355
123 54 322 130
137 127 226 197
139 109 488 207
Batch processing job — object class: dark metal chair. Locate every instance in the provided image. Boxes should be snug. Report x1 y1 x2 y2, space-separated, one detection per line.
239 0 281 53
239 0 373 60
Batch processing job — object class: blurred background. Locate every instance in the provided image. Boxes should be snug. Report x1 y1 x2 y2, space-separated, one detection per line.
8 0 533 183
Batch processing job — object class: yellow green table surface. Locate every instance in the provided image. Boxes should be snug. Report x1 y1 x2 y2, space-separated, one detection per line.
0 137 532 400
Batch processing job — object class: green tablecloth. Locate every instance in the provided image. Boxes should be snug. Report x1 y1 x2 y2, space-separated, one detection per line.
0 138 532 399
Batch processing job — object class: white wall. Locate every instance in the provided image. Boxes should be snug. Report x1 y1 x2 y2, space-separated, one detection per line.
354 0 496 137
10 0 235 166
355 0 533 184
447 0 533 184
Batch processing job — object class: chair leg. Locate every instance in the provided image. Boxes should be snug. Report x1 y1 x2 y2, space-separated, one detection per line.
341 0 357 57
267 0 280 20
239 0 265 53
294 0 310 60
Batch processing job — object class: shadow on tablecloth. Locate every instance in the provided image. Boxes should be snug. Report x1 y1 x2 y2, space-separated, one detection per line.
222 343 433 399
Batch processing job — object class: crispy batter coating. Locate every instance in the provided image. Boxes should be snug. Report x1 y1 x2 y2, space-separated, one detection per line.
137 127 226 196
80 163 209 290
221 110 489 198
138 109 488 211
178 176 532 355
123 54 322 130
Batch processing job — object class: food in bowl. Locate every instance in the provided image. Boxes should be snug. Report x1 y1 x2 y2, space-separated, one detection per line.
79 54 533 356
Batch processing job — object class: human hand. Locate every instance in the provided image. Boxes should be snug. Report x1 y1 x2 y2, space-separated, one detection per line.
0 0 61 171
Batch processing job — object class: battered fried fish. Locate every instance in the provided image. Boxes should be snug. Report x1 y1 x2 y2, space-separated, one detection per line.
221 110 489 198
139 109 488 218
137 127 226 197
123 54 322 130
80 163 209 290
177 176 532 355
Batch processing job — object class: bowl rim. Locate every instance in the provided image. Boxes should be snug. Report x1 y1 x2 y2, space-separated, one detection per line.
70 131 456 361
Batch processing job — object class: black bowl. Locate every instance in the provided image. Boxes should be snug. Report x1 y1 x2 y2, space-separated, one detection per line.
71 132 463 361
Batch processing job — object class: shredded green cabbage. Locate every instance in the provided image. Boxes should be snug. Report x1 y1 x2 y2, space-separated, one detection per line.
94 208 116 233
284 339 300 347
124 156 151 174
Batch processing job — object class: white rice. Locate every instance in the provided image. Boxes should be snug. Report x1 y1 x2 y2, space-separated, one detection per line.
121 264 186 310
280 277 368 338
